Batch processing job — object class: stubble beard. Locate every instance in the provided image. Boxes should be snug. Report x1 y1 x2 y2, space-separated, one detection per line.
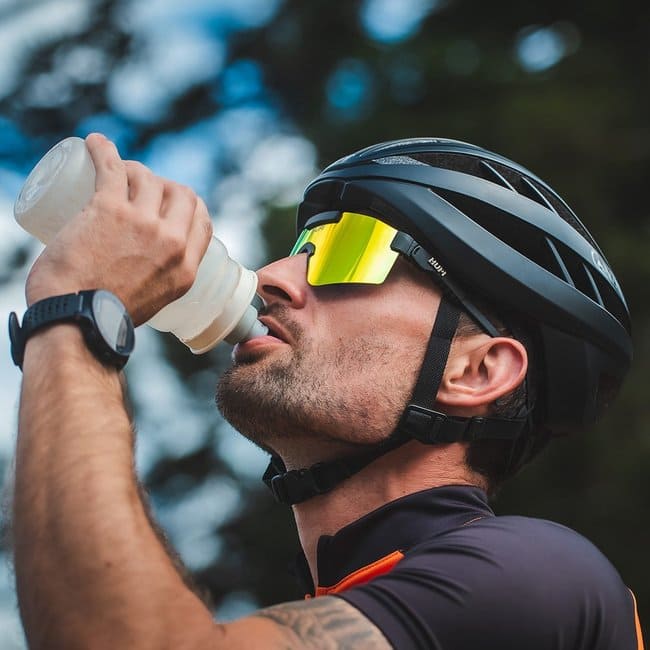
215 305 330 451
215 308 409 456
216 344 320 451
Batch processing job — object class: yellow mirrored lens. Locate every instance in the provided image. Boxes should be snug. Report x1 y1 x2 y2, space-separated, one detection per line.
290 228 311 256
292 212 399 286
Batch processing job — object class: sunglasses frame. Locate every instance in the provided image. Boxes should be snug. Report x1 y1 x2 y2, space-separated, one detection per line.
293 211 502 338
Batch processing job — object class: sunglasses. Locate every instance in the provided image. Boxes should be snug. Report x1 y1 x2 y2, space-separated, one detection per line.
290 211 500 337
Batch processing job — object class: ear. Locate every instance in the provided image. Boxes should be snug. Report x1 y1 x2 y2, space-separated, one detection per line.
436 336 528 413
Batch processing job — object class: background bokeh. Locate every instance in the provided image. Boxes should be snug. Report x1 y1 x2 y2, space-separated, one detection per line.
0 0 648 646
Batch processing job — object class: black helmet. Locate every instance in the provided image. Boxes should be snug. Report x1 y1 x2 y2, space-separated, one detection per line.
264 138 632 505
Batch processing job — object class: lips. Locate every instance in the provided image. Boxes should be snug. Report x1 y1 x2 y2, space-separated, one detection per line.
257 316 290 344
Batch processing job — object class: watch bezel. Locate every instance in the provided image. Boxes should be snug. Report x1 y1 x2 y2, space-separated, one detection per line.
79 290 134 368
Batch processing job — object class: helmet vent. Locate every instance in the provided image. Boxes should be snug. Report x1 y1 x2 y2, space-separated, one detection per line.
473 158 601 252
478 161 515 191
370 148 600 255
546 237 622 318
374 155 428 166
520 177 556 212
521 179 599 251
583 264 605 307
545 237 575 287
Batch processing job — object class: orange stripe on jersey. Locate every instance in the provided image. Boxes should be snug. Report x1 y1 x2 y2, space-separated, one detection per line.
630 590 645 650
313 550 404 597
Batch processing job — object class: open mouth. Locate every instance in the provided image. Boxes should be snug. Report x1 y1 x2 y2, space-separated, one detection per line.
258 317 288 344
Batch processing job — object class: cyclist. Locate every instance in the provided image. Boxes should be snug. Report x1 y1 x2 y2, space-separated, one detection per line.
12 134 643 649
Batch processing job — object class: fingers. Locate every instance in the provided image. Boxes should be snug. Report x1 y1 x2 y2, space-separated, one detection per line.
160 180 197 222
138 179 211 295
85 133 128 198
83 134 212 307
184 197 214 274
159 184 212 285
125 161 164 210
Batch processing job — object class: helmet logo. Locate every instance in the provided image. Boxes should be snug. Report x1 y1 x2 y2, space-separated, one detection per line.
590 248 620 291
428 257 447 277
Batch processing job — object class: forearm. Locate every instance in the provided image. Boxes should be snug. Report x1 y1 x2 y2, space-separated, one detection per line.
13 325 217 649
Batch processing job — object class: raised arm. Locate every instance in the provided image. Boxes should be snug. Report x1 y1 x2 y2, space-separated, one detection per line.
13 134 390 650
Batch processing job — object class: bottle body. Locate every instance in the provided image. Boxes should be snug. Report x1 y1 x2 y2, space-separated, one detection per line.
147 236 262 352
14 137 267 352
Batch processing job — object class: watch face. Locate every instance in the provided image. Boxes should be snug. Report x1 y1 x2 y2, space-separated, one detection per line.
91 290 135 355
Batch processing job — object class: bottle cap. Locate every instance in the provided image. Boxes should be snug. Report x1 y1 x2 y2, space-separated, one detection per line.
14 137 95 244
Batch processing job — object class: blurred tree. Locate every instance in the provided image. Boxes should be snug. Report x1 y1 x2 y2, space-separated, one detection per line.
0 0 648 630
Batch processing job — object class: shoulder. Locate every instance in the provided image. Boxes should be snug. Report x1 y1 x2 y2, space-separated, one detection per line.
339 515 639 649
433 514 624 583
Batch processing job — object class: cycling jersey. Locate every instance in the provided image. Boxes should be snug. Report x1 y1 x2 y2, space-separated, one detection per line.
295 485 643 649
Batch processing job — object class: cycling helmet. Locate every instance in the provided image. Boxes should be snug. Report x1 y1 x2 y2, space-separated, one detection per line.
264 138 632 505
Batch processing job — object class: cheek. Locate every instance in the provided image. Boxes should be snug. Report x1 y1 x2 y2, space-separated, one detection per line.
312 284 438 382
324 328 425 401
322 333 423 441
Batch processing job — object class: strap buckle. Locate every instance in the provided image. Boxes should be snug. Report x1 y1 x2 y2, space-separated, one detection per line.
400 404 489 444
400 404 451 443
265 463 331 505
400 403 529 445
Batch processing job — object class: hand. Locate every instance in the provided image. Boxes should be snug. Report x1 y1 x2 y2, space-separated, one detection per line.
25 133 213 326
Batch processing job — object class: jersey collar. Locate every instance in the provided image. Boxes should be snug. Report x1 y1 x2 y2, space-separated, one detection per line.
294 484 494 596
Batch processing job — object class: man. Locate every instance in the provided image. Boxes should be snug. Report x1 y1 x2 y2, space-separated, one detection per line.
11 134 643 648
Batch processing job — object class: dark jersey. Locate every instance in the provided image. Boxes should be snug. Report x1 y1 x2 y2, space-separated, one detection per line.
295 486 643 649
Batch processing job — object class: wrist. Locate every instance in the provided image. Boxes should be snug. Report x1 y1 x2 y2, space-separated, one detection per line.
23 321 84 359
25 272 87 308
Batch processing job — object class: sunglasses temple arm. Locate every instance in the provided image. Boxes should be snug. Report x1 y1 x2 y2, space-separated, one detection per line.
391 232 501 338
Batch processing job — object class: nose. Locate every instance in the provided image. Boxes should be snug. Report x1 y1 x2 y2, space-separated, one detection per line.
256 254 309 309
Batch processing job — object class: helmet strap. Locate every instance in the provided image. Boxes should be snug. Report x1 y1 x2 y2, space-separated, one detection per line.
263 295 455 505
397 297 528 446
262 295 528 505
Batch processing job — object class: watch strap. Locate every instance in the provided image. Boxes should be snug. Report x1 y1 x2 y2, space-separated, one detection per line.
10 293 85 369
24 292 85 330
9 291 132 370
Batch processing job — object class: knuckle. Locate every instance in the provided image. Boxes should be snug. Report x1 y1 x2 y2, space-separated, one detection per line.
126 160 151 179
183 186 198 209
180 183 196 198
137 213 159 236
161 231 187 261
178 263 196 293
204 217 214 240
125 159 143 171
103 154 124 175
170 182 197 204
90 193 127 221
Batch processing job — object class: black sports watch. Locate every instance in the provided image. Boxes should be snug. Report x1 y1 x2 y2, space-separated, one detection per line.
8 290 135 370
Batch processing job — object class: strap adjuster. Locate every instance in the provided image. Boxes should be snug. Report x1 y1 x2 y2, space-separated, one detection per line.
266 463 332 504
269 474 290 503
400 404 450 443
399 403 529 445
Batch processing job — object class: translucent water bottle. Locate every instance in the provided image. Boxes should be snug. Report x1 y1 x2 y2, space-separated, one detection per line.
13 137 267 353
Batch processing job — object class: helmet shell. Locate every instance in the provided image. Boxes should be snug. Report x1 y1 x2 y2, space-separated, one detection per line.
297 138 632 435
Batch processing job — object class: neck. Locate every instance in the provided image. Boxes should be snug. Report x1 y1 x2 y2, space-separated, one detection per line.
289 440 484 588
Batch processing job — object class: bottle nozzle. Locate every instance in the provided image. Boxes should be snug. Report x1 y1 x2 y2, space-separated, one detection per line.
224 303 268 345
243 319 268 341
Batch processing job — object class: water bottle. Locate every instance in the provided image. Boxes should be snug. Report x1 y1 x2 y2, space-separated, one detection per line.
13 137 268 353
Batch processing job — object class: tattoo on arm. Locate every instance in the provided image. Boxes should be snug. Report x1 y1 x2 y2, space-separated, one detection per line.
254 596 391 649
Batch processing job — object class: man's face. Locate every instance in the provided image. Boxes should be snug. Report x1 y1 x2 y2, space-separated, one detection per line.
216 253 441 466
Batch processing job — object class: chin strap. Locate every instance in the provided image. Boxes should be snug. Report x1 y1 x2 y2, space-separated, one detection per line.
263 296 528 505
263 435 408 505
